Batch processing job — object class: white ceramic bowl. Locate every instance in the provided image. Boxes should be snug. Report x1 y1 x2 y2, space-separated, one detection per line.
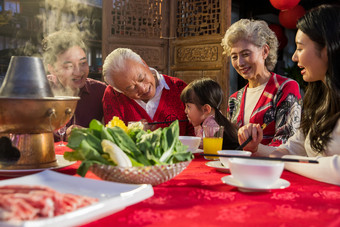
228 158 284 188
179 136 201 152
217 150 252 168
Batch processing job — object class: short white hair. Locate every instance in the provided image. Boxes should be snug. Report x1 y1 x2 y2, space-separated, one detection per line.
103 48 145 87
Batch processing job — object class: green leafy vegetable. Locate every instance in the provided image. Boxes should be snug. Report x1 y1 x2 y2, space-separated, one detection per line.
107 126 151 166
64 119 193 177
64 139 112 176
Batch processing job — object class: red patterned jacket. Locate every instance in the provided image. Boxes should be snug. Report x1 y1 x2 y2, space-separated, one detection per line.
103 75 194 136
227 73 302 147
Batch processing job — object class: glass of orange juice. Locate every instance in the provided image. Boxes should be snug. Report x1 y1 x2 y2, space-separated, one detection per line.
203 125 224 160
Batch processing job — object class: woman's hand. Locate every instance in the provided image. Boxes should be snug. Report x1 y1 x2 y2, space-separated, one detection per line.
269 148 290 157
237 123 263 153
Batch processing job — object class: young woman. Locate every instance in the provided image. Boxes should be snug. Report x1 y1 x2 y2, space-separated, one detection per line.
221 19 302 154
238 4 340 185
180 78 239 149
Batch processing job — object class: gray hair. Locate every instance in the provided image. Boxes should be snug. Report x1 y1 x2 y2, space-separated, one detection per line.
103 48 145 87
221 19 278 71
42 30 87 67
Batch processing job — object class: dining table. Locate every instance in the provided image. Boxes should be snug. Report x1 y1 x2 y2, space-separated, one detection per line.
2 142 340 227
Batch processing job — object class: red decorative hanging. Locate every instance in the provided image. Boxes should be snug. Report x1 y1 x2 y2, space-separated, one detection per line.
279 5 305 29
269 24 288 50
270 0 300 10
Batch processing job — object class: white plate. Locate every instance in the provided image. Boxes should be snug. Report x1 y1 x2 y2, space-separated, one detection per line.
191 148 203 154
205 160 230 173
221 175 290 192
0 155 76 177
0 170 154 227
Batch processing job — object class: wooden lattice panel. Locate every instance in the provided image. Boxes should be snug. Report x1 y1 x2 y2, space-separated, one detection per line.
176 44 219 63
176 0 221 37
108 44 163 69
111 0 163 37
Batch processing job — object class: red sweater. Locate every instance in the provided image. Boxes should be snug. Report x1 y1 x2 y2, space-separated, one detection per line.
103 75 194 136
228 73 302 147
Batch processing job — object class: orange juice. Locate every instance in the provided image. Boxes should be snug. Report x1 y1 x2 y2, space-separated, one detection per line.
203 137 223 160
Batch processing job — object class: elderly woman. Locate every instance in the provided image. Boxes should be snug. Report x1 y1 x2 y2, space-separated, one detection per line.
221 19 302 153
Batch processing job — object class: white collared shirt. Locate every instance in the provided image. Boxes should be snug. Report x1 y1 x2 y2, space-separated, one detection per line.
134 68 170 119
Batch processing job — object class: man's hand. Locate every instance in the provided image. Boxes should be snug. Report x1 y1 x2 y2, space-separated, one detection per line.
140 119 157 131
66 124 84 140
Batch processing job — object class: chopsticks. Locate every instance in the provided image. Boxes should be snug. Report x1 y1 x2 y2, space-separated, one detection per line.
235 123 268 150
200 153 319 164
148 119 189 125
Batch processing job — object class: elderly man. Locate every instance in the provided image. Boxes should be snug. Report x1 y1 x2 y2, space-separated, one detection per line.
42 30 107 138
102 48 194 136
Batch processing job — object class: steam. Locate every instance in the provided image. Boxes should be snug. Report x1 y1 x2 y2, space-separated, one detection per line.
42 0 101 97
5 0 100 57
38 0 100 41
1 0 101 96
53 86 78 97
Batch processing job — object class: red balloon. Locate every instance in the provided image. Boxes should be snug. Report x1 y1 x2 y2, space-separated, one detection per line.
269 24 284 40
270 0 300 10
269 24 287 50
278 35 288 50
279 5 306 29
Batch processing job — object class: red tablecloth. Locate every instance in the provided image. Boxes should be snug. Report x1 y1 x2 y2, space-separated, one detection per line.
5 143 340 226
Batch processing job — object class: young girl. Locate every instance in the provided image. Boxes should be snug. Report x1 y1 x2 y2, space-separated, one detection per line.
180 78 239 149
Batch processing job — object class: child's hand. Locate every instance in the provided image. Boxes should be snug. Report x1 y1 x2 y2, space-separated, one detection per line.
237 123 263 153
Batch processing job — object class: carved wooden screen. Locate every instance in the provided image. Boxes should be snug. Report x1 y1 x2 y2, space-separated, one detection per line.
102 0 169 74
169 0 231 113
102 0 232 112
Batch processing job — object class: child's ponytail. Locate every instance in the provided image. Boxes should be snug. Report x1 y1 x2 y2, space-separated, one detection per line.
214 109 239 149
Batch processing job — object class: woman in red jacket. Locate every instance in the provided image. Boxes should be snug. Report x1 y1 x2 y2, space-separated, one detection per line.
221 19 302 154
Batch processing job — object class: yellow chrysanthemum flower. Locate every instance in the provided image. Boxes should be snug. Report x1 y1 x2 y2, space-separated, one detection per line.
106 116 128 132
